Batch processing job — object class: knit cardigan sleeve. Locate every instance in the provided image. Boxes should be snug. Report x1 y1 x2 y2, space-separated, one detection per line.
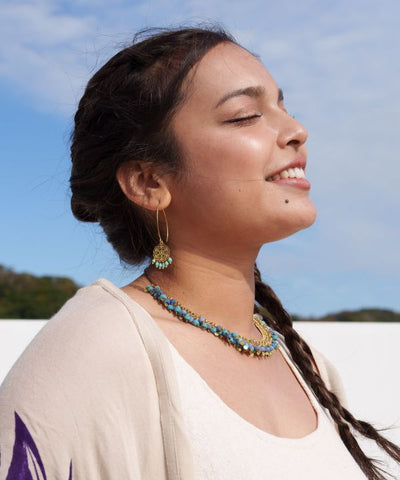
0 282 173 480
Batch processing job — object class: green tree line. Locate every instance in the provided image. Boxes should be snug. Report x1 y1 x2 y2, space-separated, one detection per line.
0 265 79 319
0 264 399 321
292 309 400 322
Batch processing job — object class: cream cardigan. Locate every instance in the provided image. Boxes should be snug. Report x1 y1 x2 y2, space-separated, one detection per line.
0 279 347 479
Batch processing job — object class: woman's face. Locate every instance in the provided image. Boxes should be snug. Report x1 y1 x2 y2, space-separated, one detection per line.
167 41 316 252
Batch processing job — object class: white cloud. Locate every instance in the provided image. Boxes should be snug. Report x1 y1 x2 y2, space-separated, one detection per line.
0 2 92 45
0 1 99 113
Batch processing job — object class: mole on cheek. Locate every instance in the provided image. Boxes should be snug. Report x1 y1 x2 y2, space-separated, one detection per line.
285 199 289 204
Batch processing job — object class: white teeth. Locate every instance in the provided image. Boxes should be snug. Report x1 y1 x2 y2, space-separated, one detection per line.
267 167 306 182
294 167 306 178
266 167 306 181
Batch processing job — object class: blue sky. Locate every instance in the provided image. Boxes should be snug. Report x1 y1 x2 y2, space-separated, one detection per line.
1 0 399 316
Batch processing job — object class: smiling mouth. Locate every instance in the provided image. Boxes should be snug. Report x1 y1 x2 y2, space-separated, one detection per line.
266 167 306 182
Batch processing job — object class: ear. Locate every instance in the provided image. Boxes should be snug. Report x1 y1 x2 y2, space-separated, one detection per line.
116 162 171 211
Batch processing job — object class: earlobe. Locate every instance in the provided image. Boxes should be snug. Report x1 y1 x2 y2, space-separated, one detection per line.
116 162 171 211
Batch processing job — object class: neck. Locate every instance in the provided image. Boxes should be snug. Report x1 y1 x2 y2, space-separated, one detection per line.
144 246 261 337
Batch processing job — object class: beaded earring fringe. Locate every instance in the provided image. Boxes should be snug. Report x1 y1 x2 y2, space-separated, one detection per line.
145 283 279 357
152 209 172 270
151 240 172 269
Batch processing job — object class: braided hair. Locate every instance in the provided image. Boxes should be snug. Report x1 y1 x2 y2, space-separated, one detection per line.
254 264 400 479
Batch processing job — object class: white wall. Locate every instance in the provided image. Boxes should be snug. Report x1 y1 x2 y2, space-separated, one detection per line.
296 322 400 477
1 320 399 476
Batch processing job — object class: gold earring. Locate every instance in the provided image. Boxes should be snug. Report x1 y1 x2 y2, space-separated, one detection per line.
151 208 173 270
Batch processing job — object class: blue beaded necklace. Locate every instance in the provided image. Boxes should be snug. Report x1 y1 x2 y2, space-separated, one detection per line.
144 283 280 358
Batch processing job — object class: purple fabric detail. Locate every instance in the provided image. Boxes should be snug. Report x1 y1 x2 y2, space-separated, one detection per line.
5 412 72 480
6 412 46 480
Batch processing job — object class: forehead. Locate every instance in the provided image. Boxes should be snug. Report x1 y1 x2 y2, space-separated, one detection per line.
182 42 278 106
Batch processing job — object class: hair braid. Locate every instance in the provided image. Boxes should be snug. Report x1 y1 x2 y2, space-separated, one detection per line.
254 264 400 480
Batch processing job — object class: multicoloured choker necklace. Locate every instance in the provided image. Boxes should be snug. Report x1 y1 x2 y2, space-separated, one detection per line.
144 283 279 358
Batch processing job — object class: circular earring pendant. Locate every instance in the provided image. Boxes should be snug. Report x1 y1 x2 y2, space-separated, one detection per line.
152 240 173 269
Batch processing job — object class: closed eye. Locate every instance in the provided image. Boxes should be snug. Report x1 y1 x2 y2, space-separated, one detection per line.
224 114 262 124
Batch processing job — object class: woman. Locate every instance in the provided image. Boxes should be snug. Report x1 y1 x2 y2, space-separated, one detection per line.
0 26 399 480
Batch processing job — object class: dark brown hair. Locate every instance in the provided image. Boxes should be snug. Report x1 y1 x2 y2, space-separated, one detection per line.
70 26 400 479
70 26 236 266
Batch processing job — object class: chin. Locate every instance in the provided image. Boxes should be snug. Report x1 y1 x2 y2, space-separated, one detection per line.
262 202 317 244
290 203 317 236
297 202 317 230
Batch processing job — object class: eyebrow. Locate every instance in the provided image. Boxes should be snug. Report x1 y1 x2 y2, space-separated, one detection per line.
215 86 284 108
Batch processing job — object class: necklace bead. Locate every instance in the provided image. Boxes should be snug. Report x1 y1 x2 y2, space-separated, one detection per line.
145 284 279 358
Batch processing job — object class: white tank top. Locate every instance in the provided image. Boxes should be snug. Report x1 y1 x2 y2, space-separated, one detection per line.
168 339 367 480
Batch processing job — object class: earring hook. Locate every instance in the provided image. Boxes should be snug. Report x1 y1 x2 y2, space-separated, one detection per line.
156 208 169 243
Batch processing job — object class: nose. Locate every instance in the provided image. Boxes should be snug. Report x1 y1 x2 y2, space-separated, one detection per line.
277 114 308 150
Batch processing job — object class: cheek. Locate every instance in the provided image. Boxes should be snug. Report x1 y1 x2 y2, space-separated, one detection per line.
179 126 276 180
